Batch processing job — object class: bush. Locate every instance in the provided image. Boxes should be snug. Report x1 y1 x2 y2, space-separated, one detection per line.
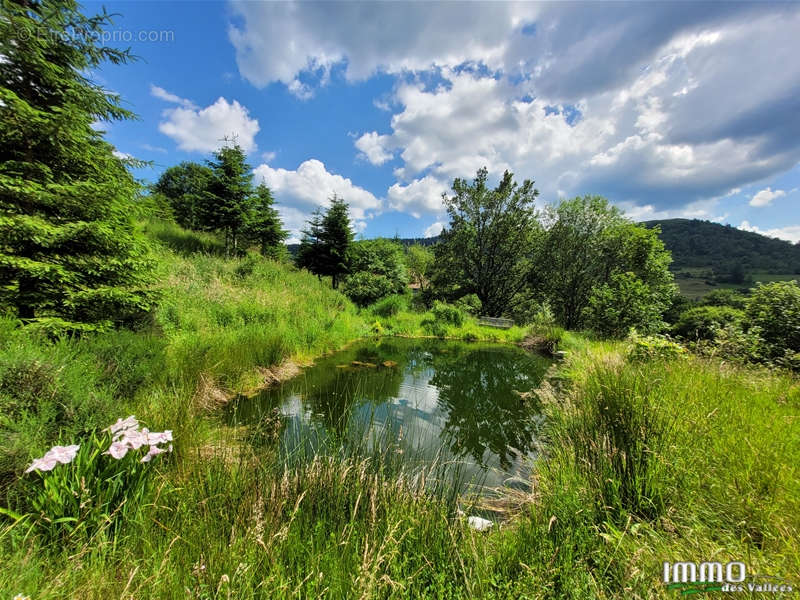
672 305 743 340
370 294 407 318
584 272 667 338
340 272 395 307
628 334 688 362
430 301 464 327
454 293 481 316
745 280 800 359
700 289 748 310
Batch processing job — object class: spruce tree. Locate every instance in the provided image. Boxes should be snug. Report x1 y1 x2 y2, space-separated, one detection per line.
244 184 288 258
0 0 154 331
297 208 324 278
153 161 213 230
204 143 253 254
319 195 353 289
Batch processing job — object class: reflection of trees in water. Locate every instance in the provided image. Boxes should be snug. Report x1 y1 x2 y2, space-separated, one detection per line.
428 346 548 469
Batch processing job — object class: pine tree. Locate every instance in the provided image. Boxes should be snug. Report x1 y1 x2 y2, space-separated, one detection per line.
0 0 154 331
244 184 288 258
296 208 324 278
153 161 213 230
204 143 254 254
319 195 353 289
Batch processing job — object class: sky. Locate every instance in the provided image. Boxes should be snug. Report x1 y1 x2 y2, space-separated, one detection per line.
87 0 800 243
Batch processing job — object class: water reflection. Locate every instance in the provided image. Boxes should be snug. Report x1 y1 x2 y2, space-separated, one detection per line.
228 338 552 488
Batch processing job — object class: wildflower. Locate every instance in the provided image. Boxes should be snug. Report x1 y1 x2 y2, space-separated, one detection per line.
13 594 31 600
141 444 167 463
105 440 130 459
105 415 139 438
25 444 80 473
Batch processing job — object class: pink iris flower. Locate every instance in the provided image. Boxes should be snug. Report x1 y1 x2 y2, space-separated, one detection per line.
25 444 80 473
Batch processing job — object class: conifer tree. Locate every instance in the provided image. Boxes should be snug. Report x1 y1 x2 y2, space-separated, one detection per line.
0 0 154 330
296 208 324 278
204 143 254 254
319 195 353 289
244 184 288 258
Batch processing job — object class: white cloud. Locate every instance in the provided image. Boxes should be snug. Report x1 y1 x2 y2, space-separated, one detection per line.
387 175 448 218
149 84 197 108
423 221 445 238
738 220 800 243
141 143 168 154
228 2 537 92
112 150 132 160
749 187 785 207
253 159 381 237
261 150 277 163
157 97 260 153
355 132 393 165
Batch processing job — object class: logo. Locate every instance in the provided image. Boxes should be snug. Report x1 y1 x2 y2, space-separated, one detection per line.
663 561 795 595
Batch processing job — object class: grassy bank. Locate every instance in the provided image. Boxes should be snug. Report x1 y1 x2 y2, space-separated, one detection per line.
1 225 798 598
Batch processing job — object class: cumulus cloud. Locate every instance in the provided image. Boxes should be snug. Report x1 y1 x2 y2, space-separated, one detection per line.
749 187 785 207
149 84 197 108
228 2 800 220
423 221 445 238
387 175 448 218
252 159 381 238
156 96 260 153
738 220 800 244
355 132 393 165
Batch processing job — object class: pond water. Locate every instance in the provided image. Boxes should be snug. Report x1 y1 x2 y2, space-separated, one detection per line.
228 338 553 491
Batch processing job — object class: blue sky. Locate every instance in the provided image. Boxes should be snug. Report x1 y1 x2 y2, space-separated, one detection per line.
89 1 800 243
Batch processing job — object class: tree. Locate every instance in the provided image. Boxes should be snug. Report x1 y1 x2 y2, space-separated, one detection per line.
406 244 434 291
433 167 539 316
745 280 800 358
584 272 668 338
0 0 154 330
296 208 324 278
153 161 213 230
296 196 354 288
204 143 253 254
244 184 288 258
342 239 408 306
532 196 675 330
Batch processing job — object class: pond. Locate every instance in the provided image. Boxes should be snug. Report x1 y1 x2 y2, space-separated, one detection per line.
227 338 553 491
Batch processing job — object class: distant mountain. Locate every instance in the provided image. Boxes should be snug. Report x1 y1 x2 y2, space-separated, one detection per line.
643 219 800 277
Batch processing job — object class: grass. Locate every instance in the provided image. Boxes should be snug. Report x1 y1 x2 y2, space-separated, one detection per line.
674 270 798 299
1 222 798 597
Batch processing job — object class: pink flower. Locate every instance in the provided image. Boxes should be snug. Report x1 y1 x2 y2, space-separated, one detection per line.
105 416 139 439
141 445 167 463
25 444 80 473
104 441 130 459
146 430 173 445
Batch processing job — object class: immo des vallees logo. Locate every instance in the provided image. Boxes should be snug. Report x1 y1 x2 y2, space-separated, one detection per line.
663 561 795 594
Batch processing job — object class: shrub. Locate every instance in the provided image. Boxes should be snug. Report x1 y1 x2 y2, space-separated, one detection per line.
628 334 688 362
584 272 667 338
700 289 748 310
454 293 482 316
430 301 464 327
672 305 743 340
745 280 800 359
370 294 407 318
341 272 395 307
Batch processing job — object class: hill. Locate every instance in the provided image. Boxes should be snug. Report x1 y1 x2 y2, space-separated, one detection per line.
643 219 800 274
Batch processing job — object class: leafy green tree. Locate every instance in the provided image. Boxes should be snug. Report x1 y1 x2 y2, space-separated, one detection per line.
434 167 539 316
745 280 800 358
244 184 287 258
406 244 434 291
153 162 213 230
204 143 254 254
348 239 408 292
0 0 154 330
584 272 667 338
532 196 674 330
